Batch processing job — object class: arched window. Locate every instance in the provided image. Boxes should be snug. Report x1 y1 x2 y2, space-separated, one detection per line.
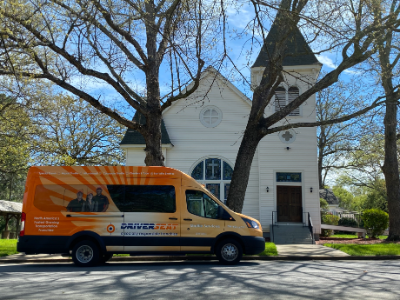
275 86 300 116
191 158 233 203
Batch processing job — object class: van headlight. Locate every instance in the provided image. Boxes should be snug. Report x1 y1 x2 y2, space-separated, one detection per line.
242 217 259 229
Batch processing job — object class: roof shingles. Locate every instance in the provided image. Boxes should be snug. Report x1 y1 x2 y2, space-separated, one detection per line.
120 112 172 145
252 20 320 68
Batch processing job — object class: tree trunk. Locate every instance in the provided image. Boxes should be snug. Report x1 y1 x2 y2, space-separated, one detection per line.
143 1 164 167
382 94 400 241
318 144 324 189
378 25 400 241
143 110 165 166
226 123 262 213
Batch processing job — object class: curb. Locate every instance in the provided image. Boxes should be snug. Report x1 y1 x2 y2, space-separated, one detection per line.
2 255 400 264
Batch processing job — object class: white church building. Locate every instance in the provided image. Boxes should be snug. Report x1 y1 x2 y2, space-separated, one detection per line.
120 22 323 242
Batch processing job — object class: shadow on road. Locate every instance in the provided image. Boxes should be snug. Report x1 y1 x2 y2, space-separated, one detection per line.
1 260 400 299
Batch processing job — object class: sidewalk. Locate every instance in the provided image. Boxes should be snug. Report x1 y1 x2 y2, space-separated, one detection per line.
1 245 400 264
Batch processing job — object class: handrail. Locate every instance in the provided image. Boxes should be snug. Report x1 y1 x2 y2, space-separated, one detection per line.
308 212 314 244
271 211 274 242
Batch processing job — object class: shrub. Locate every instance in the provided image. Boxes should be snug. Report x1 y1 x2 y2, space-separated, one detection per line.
337 217 359 235
338 217 358 227
320 198 329 219
362 209 389 238
321 214 340 237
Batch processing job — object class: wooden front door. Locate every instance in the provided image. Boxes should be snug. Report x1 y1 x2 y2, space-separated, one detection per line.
277 186 302 222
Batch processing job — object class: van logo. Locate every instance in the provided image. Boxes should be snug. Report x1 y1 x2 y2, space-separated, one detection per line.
107 224 116 233
121 223 178 230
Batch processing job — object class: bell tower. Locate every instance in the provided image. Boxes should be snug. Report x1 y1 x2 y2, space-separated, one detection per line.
251 20 321 90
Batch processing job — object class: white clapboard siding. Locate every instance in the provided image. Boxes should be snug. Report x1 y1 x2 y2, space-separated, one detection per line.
162 72 260 220
123 67 321 234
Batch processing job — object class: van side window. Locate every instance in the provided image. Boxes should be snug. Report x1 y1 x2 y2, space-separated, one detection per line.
186 190 219 219
124 185 176 213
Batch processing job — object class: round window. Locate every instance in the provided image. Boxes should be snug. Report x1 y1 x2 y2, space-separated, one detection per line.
200 106 222 128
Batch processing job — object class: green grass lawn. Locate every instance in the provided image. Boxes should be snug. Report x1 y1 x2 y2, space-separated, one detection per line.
132 242 278 257
324 243 400 256
257 242 278 256
0 239 18 257
185 242 278 257
330 234 388 239
0 240 277 258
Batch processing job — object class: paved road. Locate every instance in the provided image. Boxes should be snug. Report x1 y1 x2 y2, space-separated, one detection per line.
1 260 400 299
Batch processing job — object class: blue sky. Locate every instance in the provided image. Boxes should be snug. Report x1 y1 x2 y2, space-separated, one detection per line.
69 1 374 122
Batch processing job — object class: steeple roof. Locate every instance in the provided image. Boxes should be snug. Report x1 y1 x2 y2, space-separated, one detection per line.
120 111 172 145
252 19 321 68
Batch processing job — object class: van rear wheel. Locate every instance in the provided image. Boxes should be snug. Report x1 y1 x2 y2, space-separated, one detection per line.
72 240 100 267
216 239 242 265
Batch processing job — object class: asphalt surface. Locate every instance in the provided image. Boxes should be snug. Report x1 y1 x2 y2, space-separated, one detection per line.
1 260 400 299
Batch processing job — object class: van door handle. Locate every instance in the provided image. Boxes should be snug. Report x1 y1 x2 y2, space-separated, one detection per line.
184 218 192 221
169 217 178 220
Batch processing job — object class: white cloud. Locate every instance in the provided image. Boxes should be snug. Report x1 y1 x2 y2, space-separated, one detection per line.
317 54 360 75
316 55 337 69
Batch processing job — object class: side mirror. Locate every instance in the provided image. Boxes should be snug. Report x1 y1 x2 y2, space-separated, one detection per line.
218 206 235 221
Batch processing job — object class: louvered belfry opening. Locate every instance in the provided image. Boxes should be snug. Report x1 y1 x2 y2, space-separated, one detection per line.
274 86 300 116
288 86 300 115
274 87 286 112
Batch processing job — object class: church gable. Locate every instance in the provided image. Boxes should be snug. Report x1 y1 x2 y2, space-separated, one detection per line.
162 68 252 146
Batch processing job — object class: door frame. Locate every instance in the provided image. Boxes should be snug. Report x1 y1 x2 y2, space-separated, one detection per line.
276 185 303 222
273 170 305 224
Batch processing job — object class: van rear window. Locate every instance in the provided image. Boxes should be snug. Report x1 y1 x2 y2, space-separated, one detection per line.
33 184 175 213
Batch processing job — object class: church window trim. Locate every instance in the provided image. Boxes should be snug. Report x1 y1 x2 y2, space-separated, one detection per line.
274 85 301 116
199 105 223 128
190 157 233 203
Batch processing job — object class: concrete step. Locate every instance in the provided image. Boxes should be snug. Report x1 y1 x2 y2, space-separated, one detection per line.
271 224 314 244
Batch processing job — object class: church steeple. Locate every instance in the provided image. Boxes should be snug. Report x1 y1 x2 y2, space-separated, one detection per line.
251 18 321 88
252 20 320 68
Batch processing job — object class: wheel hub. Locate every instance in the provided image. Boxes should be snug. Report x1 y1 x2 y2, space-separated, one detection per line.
76 245 94 263
221 243 238 261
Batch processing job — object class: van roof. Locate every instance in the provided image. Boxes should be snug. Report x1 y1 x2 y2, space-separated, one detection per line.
28 166 184 179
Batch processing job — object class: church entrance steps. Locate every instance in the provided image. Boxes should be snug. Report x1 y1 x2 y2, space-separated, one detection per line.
271 224 314 244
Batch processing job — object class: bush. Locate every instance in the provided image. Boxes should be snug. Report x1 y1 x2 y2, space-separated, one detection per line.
320 198 329 219
338 217 358 227
337 217 359 235
321 214 340 237
362 209 389 238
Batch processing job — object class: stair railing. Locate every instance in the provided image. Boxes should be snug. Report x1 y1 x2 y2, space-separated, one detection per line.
271 211 277 242
308 212 314 244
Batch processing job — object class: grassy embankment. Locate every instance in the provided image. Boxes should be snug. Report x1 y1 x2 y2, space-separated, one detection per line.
118 242 278 257
1 240 277 257
0 239 18 257
325 243 400 256
330 234 388 239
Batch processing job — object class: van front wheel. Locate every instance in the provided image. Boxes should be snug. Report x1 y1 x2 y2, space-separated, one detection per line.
216 239 242 265
72 240 100 267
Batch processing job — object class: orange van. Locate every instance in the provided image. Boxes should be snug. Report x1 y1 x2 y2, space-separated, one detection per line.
17 166 265 266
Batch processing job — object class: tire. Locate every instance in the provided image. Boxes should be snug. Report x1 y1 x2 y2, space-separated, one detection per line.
72 240 100 267
216 238 243 265
100 253 113 264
